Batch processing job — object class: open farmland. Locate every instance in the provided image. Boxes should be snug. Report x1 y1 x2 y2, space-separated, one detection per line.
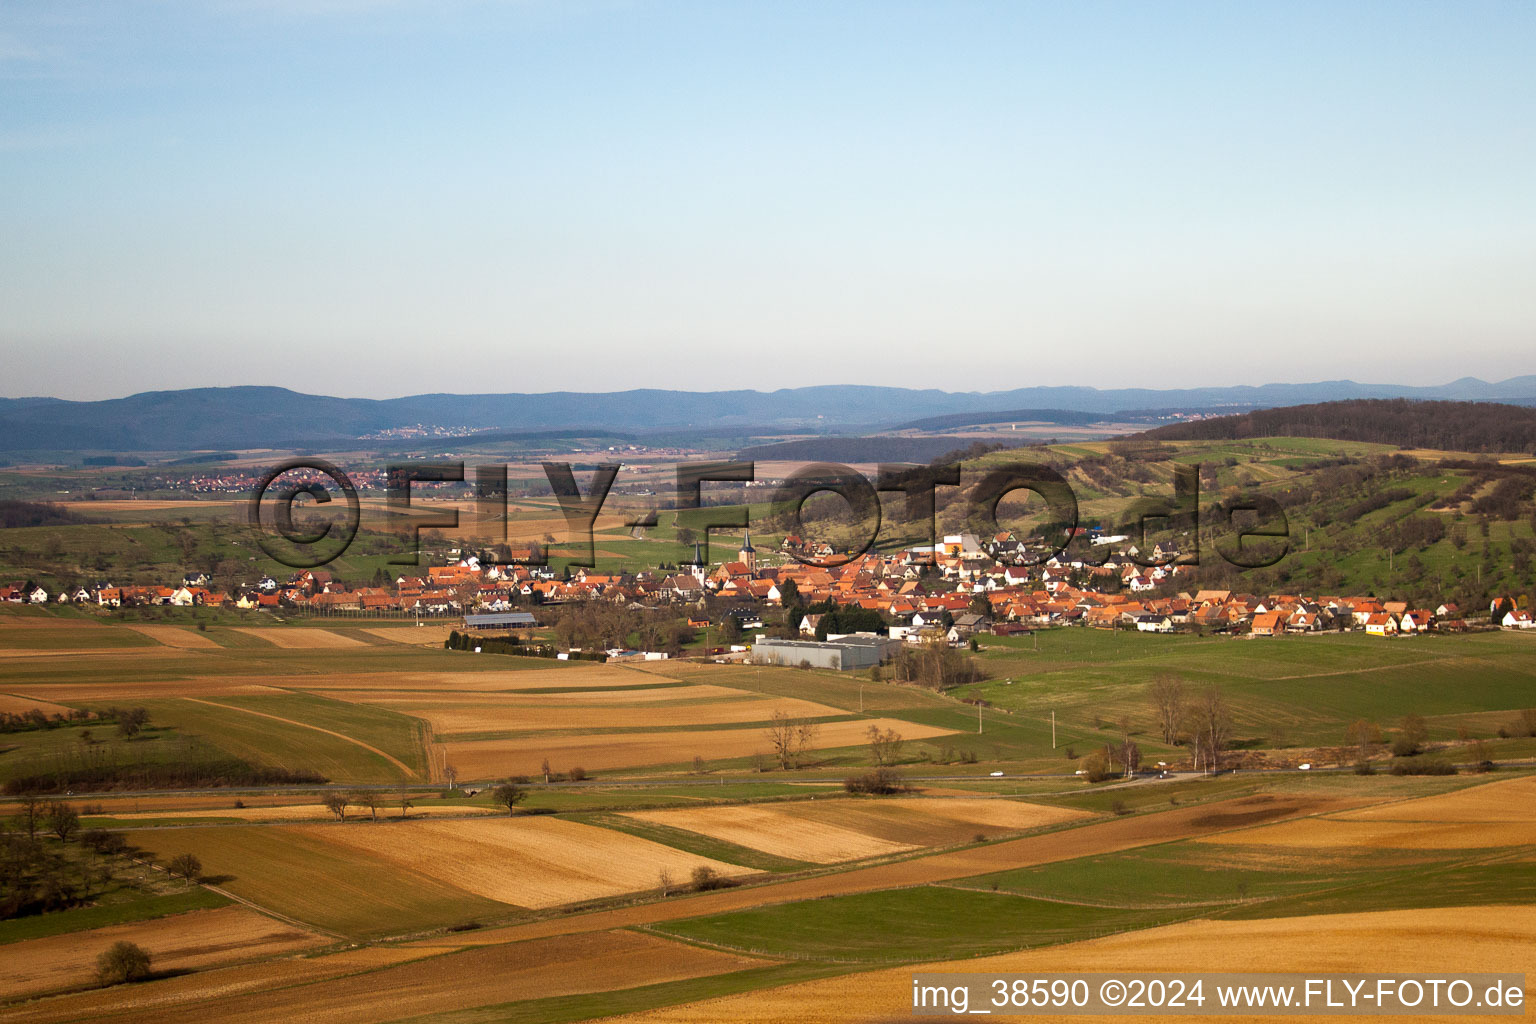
624 797 1091 863
0 907 324 1001
1203 774 1536 850
303 815 754 908
0 930 769 1024
228 627 365 649
361 692 849 736
613 905 1536 1023
437 716 956 777
131 825 510 938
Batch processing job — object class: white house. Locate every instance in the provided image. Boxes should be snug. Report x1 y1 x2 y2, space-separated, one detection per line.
1502 609 1536 629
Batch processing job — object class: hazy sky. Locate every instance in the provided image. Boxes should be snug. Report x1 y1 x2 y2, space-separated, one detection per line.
2 1 1534 401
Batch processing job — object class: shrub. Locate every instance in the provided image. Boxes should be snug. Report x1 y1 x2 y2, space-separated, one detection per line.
568 766 587 782
690 866 729 892
1081 751 1112 783
1388 758 1457 776
842 767 907 795
1353 760 1375 775
96 942 152 986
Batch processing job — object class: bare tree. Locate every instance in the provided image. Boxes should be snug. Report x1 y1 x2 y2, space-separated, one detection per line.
46 801 80 843
321 791 349 822
1148 673 1185 745
491 781 526 816
168 852 202 885
540 757 552 784
398 781 414 820
866 724 905 766
354 790 383 821
443 763 458 790
766 710 819 770
1191 686 1231 774
13 792 44 840
657 868 673 896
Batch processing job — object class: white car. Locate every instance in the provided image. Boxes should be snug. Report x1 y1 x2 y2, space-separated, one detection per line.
1298 763 1312 770
989 770 1005 777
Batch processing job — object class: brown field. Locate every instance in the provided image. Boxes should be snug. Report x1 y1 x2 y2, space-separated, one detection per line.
1205 817 1536 850
1206 775 1536 850
17 681 284 700
58 500 241 513
0 947 437 1024
295 815 753 908
123 625 223 649
328 682 756 707
0 930 765 1024
0 907 325 1001
357 625 457 645
625 797 1090 863
105 803 499 822
438 717 955 777
229 628 363 649
287 665 675 692
605 905 1536 1024
0 692 76 717
427 795 1356 948
1330 774 1536 823
400 695 847 735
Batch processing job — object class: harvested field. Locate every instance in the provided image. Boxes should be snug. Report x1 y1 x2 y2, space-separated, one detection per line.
357 625 457 645
106 803 499 822
123 625 223 649
3 930 765 1024
0 907 324 1001
426 794 1356 947
635 803 916 862
1331 774 1536 823
604 905 1536 1023
1204 817 1536 850
0 947 436 1024
401 695 846 735
625 798 1090 863
330 683 761 708
438 717 955 776
229 628 363 649
283 666 671 692
300 815 752 908
0 693 76 717
19 681 284 701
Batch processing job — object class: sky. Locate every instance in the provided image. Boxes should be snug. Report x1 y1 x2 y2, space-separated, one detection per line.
2 0 1534 401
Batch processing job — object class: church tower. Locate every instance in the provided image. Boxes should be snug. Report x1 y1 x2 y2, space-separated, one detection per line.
738 532 756 572
689 541 707 583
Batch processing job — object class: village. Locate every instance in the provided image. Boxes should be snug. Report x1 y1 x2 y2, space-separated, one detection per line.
5 525 1528 654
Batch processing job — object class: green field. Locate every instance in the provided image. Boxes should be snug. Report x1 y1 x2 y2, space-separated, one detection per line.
131 825 511 938
654 885 1195 962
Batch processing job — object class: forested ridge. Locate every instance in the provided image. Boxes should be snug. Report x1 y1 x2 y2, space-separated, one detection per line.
1135 399 1536 453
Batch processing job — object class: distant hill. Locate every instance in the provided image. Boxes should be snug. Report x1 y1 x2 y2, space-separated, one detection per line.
892 409 1105 431
1133 399 1536 453
736 436 1003 465
2 377 1536 451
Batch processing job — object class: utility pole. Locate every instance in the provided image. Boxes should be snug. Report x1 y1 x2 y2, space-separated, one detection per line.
1052 710 1056 749
859 684 864 713
978 703 983 735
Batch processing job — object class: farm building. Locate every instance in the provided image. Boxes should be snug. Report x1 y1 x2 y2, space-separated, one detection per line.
462 611 538 631
750 635 901 671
